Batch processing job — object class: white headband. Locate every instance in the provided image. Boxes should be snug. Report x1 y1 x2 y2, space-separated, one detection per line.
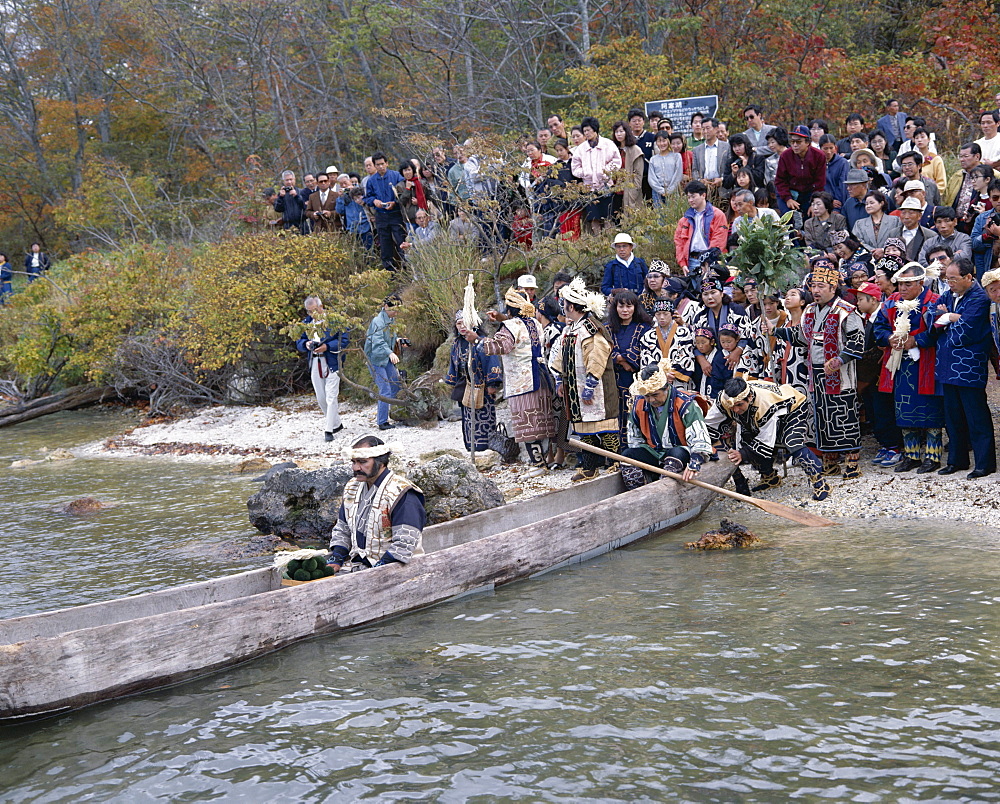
346 441 400 460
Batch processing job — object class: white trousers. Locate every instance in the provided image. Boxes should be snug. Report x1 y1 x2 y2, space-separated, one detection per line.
311 358 341 431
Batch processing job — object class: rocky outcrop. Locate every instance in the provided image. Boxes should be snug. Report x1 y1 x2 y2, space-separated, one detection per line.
408 454 504 524
247 466 353 542
60 497 113 515
246 455 503 540
231 457 272 475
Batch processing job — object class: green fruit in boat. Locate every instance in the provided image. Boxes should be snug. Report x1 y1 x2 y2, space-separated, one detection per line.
293 569 311 582
310 569 324 580
287 559 301 573
322 565 335 577
303 558 317 572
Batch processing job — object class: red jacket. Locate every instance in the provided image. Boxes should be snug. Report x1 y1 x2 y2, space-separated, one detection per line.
775 146 826 203
673 204 729 268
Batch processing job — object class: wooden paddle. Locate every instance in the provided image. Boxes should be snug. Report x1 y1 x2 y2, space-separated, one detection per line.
568 439 837 528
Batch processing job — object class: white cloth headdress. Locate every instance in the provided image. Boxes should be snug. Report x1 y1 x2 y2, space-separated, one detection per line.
891 261 927 284
346 441 400 460
559 276 606 318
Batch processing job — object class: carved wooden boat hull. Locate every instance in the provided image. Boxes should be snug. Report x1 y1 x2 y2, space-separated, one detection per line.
0 461 733 721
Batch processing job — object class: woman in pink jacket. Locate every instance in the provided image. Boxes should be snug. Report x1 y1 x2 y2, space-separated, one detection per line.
571 116 623 235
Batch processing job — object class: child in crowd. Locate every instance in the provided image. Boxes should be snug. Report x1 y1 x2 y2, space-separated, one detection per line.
691 327 732 399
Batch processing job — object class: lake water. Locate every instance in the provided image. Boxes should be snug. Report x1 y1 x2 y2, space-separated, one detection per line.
2 410 999 801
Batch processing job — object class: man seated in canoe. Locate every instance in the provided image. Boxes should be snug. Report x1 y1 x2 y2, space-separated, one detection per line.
622 361 714 490
704 377 831 501
327 436 427 573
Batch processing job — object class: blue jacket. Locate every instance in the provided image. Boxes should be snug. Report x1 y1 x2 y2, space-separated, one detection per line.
364 170 405 223
824 154 850 206
842 196 868 233
971 208 998 280
296 317 349 373
877 112 908 146
336 195 372 235
601 255 648 297
930 281 992 388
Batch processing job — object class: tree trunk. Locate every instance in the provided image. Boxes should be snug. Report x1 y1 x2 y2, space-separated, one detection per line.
0 386 116 428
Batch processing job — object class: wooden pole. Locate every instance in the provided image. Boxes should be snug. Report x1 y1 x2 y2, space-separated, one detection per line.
569 439 837 528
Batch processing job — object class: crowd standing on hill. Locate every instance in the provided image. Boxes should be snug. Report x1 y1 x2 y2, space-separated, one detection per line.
283 98 1000 501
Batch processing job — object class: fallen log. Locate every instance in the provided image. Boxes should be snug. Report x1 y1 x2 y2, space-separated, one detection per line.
0 386 116 428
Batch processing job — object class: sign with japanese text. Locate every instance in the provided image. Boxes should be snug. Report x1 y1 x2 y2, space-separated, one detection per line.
644 95 719 136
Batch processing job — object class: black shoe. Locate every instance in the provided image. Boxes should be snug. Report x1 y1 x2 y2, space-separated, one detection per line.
894 458 921 473
937 465 965 475
968 469 994 479
732 473 752 497
331 424 344 434
324 432 334 442
915 460 940 475
378 422 395 430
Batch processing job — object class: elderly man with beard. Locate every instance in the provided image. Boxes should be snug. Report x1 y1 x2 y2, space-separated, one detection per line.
769 257 866 478
327 436 427 574
872 261 945 474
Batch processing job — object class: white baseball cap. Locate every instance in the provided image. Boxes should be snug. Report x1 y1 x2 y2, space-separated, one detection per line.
613 233 634 246
517 275 538 289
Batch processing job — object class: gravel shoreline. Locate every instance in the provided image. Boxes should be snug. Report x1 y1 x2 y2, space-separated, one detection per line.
80 394 1000 525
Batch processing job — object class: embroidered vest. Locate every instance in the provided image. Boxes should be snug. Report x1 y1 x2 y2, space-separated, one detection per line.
342 470 423 565
500 317 539 396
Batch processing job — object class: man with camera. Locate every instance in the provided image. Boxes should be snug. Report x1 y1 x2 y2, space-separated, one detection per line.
296 296 349 442
306 172 341 233
365 294 409 430
274 170 307 233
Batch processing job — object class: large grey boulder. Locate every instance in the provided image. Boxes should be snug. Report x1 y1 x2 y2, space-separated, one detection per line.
247 466 353 541
408 454 505 524
246 456 503 540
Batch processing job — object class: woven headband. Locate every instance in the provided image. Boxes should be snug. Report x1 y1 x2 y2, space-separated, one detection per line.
719 384 752 408
347 441 400 460
504 287 535 318
629 361 671 397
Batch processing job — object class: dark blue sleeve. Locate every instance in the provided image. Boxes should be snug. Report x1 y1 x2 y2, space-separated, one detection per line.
364 176 377 208
601 259 614 297
872 303 892 347
391 489 427 532
946 290 991 348
295 317 312 354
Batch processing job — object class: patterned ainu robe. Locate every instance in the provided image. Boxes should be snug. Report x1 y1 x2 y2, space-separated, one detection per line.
638 322 695 388
685 299 761 379
445 337 503 451
478 316 556 442
610 321 650 433
872 287 944 429
776 297 865 453
550 314 619 434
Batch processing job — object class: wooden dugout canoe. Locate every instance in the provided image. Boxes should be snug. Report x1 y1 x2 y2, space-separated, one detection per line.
0 460 734 721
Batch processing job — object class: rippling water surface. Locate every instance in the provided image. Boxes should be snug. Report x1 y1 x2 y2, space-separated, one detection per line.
2 411 1000 802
